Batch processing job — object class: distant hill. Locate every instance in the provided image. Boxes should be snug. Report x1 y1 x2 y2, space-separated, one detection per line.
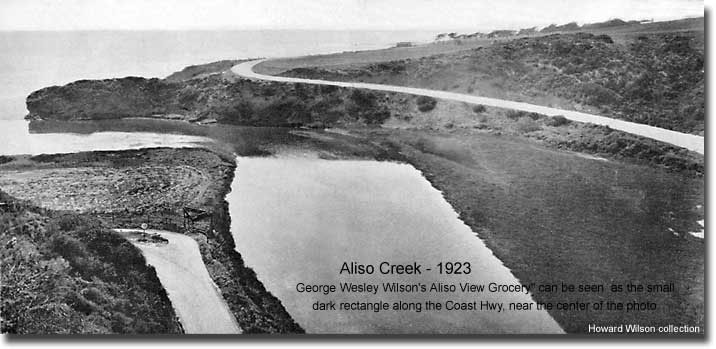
517 27 538 36
582 18 641 29
541 22 580 33
433 16 703 42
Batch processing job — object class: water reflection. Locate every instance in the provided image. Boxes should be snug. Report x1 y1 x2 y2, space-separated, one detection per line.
0 119 213 155
228 155 564 334
0 119 304 156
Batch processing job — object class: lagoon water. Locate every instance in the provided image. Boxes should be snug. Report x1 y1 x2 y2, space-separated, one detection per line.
0 119 214 155
227 155 564 334
0 30 567 334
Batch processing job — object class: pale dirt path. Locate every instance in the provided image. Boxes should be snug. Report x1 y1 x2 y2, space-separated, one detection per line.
114 229 242 334
232 59 704 155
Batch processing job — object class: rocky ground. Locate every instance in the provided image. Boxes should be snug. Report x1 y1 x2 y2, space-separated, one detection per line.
0 165 209 214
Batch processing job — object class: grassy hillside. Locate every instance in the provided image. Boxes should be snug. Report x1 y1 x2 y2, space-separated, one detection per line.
281 30 704 135
253 38 499 76
0 191 182 334
164 60 246 82
256 17 703 73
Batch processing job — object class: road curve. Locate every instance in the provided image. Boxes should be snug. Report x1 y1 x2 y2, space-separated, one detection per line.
232 59 704 155
115 229 242 334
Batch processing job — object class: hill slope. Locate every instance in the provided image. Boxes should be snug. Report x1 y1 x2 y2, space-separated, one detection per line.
281 30 704 135
0 191 182 334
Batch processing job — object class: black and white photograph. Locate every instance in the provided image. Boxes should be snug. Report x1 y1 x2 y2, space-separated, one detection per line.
0 0 707 339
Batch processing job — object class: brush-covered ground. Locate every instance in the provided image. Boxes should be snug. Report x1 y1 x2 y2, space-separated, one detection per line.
0 191 181 334
0 148 303 334
255 17 703 75
279 29 704 135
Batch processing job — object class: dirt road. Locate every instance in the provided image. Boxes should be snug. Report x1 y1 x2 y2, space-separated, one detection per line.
232 59 704 155
115 229 242 334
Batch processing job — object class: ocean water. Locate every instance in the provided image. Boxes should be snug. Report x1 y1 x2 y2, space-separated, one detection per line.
0 30 435 120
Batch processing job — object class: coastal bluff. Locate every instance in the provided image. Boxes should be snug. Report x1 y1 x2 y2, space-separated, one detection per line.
25 63 405 128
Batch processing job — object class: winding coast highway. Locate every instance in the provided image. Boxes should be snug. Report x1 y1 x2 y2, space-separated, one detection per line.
232 59 704 155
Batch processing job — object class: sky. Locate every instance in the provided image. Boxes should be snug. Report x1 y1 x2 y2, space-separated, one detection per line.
0 0 705 31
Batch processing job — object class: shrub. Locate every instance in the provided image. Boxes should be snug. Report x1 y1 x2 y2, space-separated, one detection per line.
260 86 277 97
362 107 391 125
546 115 570 126
371 61 407 74
578 83 620 106
527 112 543 120
259 99 311 126
176 89 200 107
350 89 378 108
515 117 542 133
347 90 391 124
505 110 526 120
472 104 487 113
50 234 87 259
57 214 84 231
219 101 254 124
416 96 437 112
595 34 614 44
81 287 106 304
320 85 338 94
66 291 96 315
